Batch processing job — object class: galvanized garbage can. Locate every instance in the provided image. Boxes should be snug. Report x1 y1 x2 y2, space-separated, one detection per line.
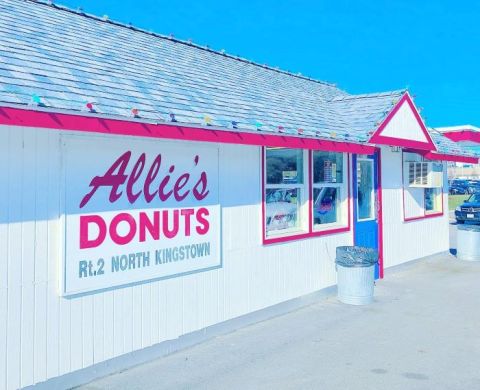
335 246 379 305
457 224 480 261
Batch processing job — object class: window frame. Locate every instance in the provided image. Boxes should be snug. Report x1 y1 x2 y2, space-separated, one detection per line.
355 157 376 222
402 150 444 222
264 148 309 237
262 147 351 244
311 151 350 231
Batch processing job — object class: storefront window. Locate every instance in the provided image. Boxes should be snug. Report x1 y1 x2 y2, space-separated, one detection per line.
264 148 350 241
312 151 346 227
312 151 343 183
265 148 305 235
313 187 339 224
265 188 301 232
403 152 444 219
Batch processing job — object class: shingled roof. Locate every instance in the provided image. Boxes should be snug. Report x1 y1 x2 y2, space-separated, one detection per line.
0 0 476 158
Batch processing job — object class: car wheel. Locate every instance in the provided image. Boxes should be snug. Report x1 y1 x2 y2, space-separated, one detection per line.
457 220 465 224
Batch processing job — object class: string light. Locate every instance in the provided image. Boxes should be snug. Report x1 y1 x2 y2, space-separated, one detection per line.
131 108 140 118
169 113 177 122
31 94 43 106
204 115 212 126
86 102 96 113
278 126 285 133
231 121 238 129
297 128 304 135
255 121 263 130
330 131 337 138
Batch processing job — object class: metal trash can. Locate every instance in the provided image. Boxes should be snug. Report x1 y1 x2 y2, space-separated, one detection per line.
457 224 480 261
335 246 379 305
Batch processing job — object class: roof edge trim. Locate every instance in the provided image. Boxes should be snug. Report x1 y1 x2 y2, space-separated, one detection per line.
0 105 376 154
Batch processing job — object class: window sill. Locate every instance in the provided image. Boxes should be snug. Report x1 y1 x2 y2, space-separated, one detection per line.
404 212 444 222
264 225 350 244
312 223 348 233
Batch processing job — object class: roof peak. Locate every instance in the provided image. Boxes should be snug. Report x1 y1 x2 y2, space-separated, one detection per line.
27 0 338 88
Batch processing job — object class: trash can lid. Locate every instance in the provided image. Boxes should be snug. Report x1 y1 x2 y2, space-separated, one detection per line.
458 224 480 232
335 246 378 268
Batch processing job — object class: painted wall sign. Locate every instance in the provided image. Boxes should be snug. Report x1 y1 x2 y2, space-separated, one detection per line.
62 136 220 295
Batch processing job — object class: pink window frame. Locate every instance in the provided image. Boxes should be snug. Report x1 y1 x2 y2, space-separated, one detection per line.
401 150 444 222
261 147 351 245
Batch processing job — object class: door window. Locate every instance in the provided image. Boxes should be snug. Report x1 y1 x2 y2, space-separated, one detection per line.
357 159 375 221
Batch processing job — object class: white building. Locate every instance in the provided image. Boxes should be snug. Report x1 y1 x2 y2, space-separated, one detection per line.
436 125 480 178
0 1 477 389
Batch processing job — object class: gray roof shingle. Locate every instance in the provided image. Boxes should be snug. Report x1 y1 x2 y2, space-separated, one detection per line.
0 0 476 158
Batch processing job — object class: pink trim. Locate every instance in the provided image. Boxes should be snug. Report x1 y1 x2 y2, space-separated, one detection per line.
404 212 444 222
376 148 384 279
263 227 350 245
308 150 314 233
405 148 478 164
261 148 266 244
442 130 480 143
401 150 445 222
347 154 352 237
423 152 478 164
351 158 356 248
0 106 375 154
262 147 351 245
369 93 436 151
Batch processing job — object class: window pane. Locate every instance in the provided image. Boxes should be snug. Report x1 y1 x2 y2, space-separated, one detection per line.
425 188 441 212
357 160 374 220
266 148 303 184
313 151 343 183
265 188 301 233
313 187 340 225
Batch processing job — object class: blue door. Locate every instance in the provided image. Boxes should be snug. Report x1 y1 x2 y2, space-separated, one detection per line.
353 153 380 279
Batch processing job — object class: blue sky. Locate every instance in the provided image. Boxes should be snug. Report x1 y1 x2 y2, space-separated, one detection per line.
60 0 479 128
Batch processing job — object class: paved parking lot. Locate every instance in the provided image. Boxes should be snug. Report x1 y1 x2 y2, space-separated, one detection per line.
81 222 480 390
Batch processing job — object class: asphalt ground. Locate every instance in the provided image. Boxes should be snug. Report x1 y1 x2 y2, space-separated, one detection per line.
80 222 480 390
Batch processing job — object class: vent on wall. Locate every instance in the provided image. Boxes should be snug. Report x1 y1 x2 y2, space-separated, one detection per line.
405 162 443 188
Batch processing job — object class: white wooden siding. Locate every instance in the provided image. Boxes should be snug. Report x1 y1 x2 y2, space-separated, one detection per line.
380 146 449 268
0 126 354 389
380 101 429 143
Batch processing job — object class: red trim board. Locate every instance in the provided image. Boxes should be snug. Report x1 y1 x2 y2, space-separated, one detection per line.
369 93 437 151
0 106 375 154
405 148 478 164
422 152 478 164
376 148 384 279
442 130 480 143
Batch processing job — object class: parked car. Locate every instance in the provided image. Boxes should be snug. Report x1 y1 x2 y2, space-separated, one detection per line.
449 184 468 195
449 179 480 195
455 192 480 224
466 180 480 194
